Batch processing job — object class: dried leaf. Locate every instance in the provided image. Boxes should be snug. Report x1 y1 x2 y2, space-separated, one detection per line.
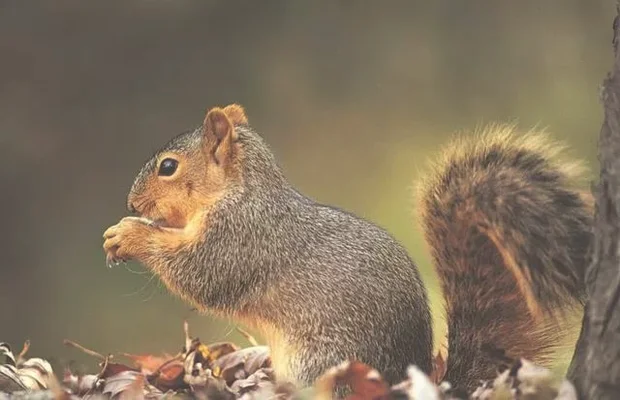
314 360 390 400
147 359 185 392
0 364 27 393
231 369 276 400
183 357 232 400
16 368 49 391
63 369 102 396
0 354 55 393
183 321 192 352
102 370 145 399
142 383 165 400
403 365 441 400
191 379 236 400
120 353 173 375
6 322 584 400
100 362 139 380
429 350 447 385
273 381 298 400
17 358 54 390
469 358 576 400
117 373 146 400
0 343 16 367
512 359 569 400
207 343 240 361
213 346 271 386
117 351 186 392
16 341 31 366
183 349 212 387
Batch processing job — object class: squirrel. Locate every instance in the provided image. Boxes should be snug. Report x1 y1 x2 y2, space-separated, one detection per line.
103 104 593 393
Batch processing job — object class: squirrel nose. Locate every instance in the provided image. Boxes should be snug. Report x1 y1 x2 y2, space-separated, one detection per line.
128 202 137 214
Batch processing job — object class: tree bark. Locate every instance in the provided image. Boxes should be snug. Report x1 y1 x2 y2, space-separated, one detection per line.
568 3 620 399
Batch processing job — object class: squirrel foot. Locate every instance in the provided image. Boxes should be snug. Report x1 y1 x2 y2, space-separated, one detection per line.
103 216 157 267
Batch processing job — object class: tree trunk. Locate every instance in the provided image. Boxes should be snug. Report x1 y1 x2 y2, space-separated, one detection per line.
568 3 620 399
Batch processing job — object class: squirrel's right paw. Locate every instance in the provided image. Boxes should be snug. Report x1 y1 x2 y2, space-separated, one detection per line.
103 216 155 268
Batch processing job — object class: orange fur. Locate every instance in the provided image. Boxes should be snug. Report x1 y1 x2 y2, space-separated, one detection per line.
485 227 544 321
102 212 207 269
104 105 245 313
223 103 249 126
126 109 239 230
205 108 235 141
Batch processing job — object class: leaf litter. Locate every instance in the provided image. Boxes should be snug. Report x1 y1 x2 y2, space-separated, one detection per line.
1 322 577 400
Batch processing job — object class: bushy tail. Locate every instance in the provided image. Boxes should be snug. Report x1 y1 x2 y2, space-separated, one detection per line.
416 125 593 392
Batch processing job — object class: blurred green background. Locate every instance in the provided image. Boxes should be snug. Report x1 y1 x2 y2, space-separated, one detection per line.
0 0 611 374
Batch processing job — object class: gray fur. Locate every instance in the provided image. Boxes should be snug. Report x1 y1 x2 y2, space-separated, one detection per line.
130 125 433 386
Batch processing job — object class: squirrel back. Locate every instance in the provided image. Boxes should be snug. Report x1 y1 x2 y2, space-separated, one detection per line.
416 125 592 391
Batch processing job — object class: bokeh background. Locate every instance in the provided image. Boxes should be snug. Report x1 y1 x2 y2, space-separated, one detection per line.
0 0 612 374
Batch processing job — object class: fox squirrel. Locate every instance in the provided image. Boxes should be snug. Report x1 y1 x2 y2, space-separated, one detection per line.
103 105 592 393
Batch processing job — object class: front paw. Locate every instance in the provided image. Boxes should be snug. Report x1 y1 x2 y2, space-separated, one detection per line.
103 216 154 267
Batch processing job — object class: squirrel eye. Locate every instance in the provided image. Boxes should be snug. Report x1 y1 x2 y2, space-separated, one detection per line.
158 158 178 177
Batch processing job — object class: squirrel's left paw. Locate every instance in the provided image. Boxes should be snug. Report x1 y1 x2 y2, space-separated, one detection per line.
103 216 154 267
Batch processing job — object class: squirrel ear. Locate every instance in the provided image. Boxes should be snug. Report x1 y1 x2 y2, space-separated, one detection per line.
204 107 238 142
203 107 238 165
223 104 249 126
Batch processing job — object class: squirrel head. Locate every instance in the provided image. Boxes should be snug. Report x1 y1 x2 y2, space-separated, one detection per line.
127 104 249 228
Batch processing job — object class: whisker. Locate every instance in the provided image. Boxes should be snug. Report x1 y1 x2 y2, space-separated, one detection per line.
122 263 150 275
219 324 236 341
139 278 159 303
121 271 158 298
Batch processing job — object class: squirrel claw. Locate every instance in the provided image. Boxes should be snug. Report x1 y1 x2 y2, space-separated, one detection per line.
106 254 125 268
